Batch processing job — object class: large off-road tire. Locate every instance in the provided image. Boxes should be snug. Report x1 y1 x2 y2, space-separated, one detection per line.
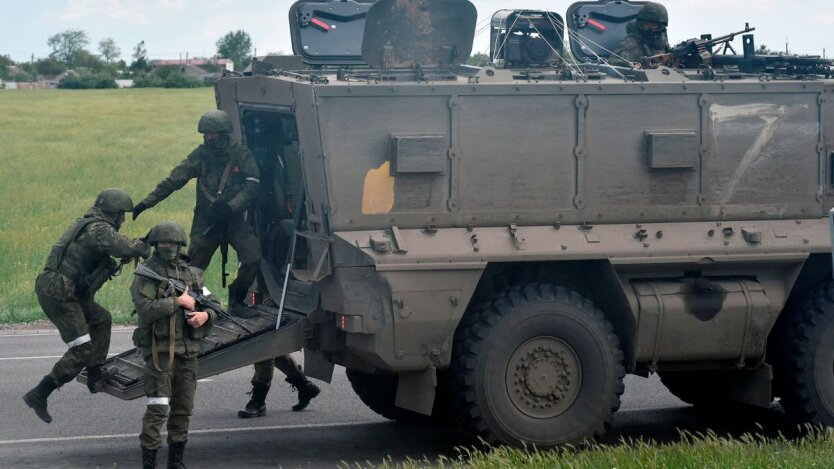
658 370 737 408
345 369 433 423
449 284 625 447
771 281 834 426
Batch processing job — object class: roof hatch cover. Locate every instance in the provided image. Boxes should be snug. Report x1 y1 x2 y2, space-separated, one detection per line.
289 0 378 66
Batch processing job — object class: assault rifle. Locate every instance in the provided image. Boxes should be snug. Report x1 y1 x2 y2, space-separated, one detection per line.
80 255 135 296
134 263 254 333
644 24 756 69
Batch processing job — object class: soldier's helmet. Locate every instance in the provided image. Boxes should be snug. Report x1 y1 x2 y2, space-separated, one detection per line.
197 110 233 134
148 221 188 246
94 188 134 213
637 2 668 26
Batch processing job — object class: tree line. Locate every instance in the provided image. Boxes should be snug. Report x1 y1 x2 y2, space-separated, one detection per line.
0 29 254 89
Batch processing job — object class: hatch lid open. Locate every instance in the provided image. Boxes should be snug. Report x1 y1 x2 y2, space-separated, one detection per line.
566 0 650 63
361 0 477 69
289 0 378 66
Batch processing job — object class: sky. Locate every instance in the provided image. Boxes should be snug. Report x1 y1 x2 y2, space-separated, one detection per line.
2 0 833 66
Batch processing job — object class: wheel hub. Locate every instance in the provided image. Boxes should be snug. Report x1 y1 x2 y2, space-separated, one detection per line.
506 337 581 418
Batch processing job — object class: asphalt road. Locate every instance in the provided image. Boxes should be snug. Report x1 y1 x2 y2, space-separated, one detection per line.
0 328 797 468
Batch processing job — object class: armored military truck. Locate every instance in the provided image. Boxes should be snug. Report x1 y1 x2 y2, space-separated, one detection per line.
95 0 834 447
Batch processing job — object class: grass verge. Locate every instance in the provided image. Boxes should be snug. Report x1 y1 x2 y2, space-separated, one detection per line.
0 87 231 323
359 429 834 469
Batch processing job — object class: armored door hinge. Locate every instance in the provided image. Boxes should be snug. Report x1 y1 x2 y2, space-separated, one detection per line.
508 223 525 250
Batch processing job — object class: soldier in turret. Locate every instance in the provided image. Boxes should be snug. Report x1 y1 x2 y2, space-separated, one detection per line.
609 2 671 67
132 221 217 469
23 189 150 424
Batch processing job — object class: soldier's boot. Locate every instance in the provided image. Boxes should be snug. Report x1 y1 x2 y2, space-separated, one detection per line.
229 302 259 319
22 376 57 424
141 447 158 469
228 290 259 319
167 441 187 469
287 375 321 412
86 364 116 394
237 382 269 418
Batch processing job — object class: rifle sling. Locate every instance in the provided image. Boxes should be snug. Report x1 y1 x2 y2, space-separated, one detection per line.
151 279 176 372
199 156 237 204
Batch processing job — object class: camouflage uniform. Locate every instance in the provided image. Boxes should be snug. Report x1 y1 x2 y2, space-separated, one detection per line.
609 2 670 67
23 189 149 424
132 221 217 468
134 111 262 314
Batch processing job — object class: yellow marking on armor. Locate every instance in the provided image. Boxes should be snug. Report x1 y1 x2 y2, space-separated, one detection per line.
362 161 395 214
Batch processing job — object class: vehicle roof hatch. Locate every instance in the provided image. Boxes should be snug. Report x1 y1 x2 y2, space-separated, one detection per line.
566 0 649 63
289 0 378 66
361 0 477 69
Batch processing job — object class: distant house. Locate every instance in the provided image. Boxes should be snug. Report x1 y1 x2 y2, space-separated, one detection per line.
153 57 234 72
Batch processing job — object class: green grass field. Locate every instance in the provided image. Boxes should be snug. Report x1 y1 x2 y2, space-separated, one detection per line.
367 429 834 469
0 88 235 323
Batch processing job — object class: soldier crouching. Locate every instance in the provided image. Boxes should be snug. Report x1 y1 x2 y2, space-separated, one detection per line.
131 221 216 469
23 189 150 424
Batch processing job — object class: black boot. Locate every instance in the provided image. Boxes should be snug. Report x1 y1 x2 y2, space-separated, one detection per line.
142 446 158 469
23 376 57 423
167 441 187 469
287 376 321 412
86 365 116 393
229 302 259 319
237 382 269 418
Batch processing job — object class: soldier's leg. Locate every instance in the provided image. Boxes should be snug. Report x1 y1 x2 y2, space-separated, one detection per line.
167 355 197 467
40 294 95 388
238 360 273 418
187 229 222 271
24 275 90 423
275 355 321 412
140 353 173 452
226 222 262 315
80 299 116 393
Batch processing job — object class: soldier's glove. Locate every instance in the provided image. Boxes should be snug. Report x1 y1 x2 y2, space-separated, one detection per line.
132 201 149 221
209 201 233 224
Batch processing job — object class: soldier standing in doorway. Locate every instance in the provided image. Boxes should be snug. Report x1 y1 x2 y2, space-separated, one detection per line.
132 110 262 319
133 110 320 413
23 189 150 423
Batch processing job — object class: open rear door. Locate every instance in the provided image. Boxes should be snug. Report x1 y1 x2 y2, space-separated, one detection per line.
79 307 306 400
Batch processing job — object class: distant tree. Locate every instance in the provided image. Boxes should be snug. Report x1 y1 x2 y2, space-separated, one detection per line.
47 29 90 67
35 58 67 77
467 52 489 66
216 30 253 71
98 38 121 64
756 44 778 56
130 40 150 72
0 54 13 80
73 50 105 71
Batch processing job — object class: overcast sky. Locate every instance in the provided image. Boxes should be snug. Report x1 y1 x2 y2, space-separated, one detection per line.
2 0 832 64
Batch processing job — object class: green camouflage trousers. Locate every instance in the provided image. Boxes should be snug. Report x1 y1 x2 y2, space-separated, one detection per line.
140 353 197 450
35 271 112 387
252 355 302 387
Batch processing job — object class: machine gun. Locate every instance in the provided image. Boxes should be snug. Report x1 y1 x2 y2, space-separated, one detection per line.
134 262 253 333
645 24 756 69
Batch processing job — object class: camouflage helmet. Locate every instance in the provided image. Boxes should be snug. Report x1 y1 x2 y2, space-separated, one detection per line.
94 188 134 213
637 2 668 26
148 221 188 246
197 110 233 134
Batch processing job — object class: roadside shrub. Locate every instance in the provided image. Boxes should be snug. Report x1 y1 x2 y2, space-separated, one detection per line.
58 72 118 89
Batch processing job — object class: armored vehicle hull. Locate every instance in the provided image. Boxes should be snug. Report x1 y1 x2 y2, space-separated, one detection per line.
212 58 834 443
94 0 834 448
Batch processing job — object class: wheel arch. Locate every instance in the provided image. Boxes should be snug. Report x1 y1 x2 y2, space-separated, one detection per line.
459 260 637 372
